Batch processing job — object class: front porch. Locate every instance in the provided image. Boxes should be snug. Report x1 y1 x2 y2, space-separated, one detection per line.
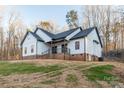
41 46 70 60
43 40 70 54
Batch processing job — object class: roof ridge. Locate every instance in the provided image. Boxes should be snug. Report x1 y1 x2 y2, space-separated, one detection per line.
70 26 96 40
55 27 80 35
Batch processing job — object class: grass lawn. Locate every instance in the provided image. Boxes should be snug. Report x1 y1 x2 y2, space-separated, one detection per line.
66 74 78 83
83 65 117 83
0 62 65 76
0 60 123 88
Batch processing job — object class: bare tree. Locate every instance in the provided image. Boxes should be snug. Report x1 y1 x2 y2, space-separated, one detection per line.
0 6 5 60
0 27 4 60
82 5 114 54
6 11 26 60
38 20 59 33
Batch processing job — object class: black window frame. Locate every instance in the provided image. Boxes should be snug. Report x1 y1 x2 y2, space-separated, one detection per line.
24 47 27 54
52 46 57 54
31 45 34 53
75 41 80 50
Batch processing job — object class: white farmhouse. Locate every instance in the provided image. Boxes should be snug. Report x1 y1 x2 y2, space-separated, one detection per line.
21 27 103 61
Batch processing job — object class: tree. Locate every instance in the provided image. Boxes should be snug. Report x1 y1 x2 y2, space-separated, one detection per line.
39 21 53 31
81 5 114 54
38 20 59 33
66 10 79 29
117 6 124 49
0 27 4 60
6 11 26 60
0 6 5 60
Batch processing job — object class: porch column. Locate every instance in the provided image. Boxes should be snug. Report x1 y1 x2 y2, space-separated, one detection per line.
64 39 66 60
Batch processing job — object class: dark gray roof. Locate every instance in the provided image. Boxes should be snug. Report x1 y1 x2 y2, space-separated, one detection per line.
53 27 80 40
70 27 95 40
35 27 80 40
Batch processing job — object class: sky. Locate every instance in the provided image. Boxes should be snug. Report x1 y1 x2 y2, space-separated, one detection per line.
4 5 82 28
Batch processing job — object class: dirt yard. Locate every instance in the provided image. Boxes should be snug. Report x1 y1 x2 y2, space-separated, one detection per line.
0 59 124 88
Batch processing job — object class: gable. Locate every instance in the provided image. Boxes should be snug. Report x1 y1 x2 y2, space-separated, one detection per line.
21 31 43 46
87 28 103 47
69 27 102 47
21 32 37 46
54 27 80 40
35 28 52 42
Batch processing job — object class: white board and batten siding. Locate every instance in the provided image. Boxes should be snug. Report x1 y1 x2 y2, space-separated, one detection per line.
67 29 102 57
22 32 50 57
37 42 50 55
67 38 85 54
86 29 102 57
22 33 37 56
35 29 52 42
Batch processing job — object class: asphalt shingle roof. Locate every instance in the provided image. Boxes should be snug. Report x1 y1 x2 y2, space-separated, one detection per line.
35 27 80 40
70 27 96 40
53 27 80 40
35 27 97 40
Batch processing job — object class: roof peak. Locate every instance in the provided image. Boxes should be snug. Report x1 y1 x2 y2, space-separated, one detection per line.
36 26 81 35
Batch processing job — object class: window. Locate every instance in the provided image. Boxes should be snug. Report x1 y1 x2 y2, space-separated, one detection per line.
52 46 57 54
31 45 34 53
75 41 80 50
61 44 67 53
24 47 27 54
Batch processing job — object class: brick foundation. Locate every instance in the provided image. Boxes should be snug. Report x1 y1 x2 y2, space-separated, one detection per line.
22 55 37 59
52 53 70 60
22 53 99 61
70 54 85 61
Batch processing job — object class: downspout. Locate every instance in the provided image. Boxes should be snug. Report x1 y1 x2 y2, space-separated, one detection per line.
64 39 65 60
50 41 53 58
84 37 87 61
68 40 70 60
36 41 38 59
